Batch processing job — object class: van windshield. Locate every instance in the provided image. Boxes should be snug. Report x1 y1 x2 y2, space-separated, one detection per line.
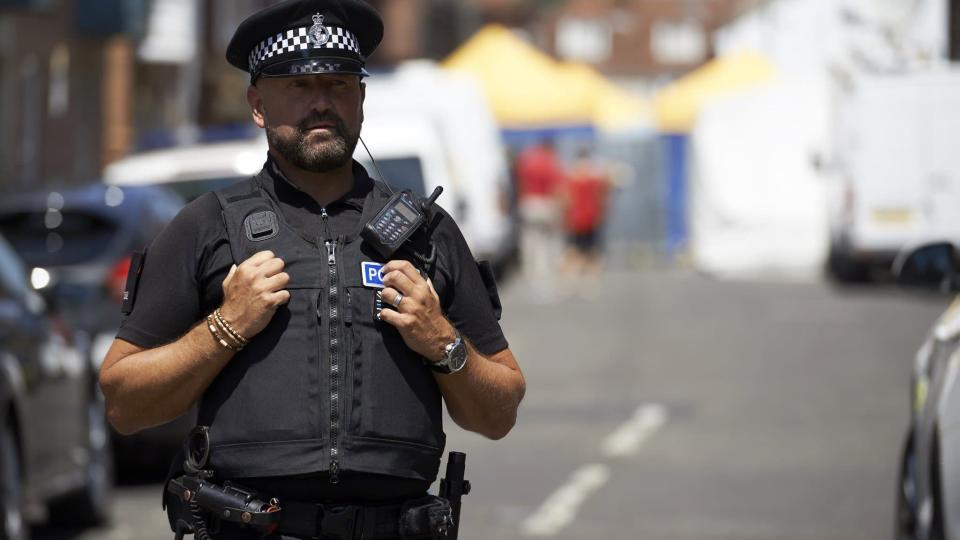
360 157 426 196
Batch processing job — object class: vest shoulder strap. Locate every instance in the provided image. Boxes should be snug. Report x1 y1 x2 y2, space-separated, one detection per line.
370 179 395 200
213 177 264 211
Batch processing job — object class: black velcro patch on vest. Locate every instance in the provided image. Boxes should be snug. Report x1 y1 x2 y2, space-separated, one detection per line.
121 250 146 315
244 211 279 241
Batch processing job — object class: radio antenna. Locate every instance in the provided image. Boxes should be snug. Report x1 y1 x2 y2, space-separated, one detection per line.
359 135 393 194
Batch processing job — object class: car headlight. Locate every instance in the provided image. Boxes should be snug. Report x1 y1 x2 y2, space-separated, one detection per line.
915 377 929 414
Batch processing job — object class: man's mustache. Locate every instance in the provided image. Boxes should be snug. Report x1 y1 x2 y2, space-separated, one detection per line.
297 112 347 137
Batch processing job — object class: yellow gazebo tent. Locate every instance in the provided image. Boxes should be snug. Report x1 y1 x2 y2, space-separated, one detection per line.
653 51 777 133
443 25 650 131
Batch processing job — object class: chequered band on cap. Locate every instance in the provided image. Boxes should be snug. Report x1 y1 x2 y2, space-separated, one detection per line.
247 25 362 73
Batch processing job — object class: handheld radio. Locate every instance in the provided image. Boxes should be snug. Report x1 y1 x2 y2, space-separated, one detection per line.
362 186 443 260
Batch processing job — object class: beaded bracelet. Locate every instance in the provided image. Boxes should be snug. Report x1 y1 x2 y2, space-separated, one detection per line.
206 313 242 352
212 314 245 351
214 309 249 348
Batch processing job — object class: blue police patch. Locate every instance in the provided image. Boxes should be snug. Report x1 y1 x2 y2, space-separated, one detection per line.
361 261 384 288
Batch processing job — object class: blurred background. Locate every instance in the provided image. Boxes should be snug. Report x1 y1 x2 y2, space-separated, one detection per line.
3 0 960 539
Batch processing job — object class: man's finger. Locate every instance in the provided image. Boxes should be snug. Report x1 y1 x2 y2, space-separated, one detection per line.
263 272 290 291
382 270 417 297
378 287 405 309
382 260 423 285
377 305 406 326
223 264 237 287
268 289 291 305
426 277 440 303
259 257 286 278
244 250 276 266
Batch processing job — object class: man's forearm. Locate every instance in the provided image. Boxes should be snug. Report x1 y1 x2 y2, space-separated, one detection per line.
100 321 236 435
436 345 525 440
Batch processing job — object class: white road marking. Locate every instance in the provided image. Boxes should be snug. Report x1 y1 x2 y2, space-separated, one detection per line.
520 463 611 537
601 403 667 459
519 403 668 537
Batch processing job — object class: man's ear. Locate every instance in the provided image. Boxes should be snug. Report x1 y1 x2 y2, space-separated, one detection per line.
246 84 266 128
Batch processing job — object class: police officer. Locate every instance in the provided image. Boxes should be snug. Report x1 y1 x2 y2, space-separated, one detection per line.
98 0 526 538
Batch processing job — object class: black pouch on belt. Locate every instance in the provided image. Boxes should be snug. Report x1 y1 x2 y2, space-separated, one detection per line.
399 496 454 539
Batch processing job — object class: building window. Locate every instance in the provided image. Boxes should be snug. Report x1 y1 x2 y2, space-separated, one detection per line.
650 20 706 66
556 17 613 63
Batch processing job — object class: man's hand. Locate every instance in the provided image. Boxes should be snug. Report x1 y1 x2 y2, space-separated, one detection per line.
379 260 525 439
378 260 455 362
219 250 291 338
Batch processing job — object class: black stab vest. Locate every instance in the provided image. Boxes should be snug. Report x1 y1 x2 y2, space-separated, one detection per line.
204 172 446 484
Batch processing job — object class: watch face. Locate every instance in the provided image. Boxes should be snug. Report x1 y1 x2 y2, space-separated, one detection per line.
433 339 467 374
449 341 467 371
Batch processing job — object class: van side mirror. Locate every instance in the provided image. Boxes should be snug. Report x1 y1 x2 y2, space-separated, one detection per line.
893 242 960 292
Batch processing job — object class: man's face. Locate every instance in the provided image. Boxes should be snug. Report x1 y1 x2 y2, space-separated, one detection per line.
247 74 365 173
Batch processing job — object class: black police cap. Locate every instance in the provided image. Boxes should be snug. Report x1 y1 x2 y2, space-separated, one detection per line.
226 0 383 81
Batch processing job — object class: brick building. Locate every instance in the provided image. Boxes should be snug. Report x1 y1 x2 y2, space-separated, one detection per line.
0 0 145 192
471 0 753 77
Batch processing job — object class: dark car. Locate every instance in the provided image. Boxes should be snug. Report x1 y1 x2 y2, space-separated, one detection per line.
0 184 194 476
0 232 112 538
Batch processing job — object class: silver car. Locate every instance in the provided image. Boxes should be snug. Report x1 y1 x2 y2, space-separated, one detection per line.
895 242 960 540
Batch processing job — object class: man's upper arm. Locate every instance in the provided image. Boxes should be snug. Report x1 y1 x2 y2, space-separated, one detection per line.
116 194 218 348
435 213 509 356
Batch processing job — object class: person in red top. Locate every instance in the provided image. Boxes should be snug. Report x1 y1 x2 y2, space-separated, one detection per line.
515 139 565 299
562 147 613 284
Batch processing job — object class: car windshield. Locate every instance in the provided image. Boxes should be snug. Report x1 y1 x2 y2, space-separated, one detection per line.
0 210 117 267
360 157 426 196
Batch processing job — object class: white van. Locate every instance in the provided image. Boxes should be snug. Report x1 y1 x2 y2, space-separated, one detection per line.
364 62 516 266
355 111 464 225
827 69 960 281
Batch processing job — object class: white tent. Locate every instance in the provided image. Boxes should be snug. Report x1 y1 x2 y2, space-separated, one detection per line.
689 78 831 280
688 0 948 280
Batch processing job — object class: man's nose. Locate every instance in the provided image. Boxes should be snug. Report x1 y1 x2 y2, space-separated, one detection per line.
306 85 335 110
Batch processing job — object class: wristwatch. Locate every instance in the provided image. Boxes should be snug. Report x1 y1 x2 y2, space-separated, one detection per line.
431 332 467 374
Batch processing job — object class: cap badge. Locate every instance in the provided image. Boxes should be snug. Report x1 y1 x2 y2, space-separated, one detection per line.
308 13 330 46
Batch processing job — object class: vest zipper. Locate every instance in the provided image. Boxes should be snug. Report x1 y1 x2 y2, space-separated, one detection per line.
322 206 342 484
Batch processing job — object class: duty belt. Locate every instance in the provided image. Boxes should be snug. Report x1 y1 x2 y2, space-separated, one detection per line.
277 500 402 539
274 497 452 539
167 428 468 540
167 476 453 540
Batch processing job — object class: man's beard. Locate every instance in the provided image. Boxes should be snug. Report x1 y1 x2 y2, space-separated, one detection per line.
266 111 359 173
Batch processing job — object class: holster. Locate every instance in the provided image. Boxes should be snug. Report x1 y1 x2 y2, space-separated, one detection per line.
167 475 281 530
399 496 454 539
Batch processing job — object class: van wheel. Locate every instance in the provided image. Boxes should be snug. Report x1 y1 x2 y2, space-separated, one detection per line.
48 390 113 528
827 249 871 283
0 417 28 540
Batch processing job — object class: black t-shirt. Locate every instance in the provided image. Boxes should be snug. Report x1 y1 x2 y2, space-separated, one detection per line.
117 158 507 502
